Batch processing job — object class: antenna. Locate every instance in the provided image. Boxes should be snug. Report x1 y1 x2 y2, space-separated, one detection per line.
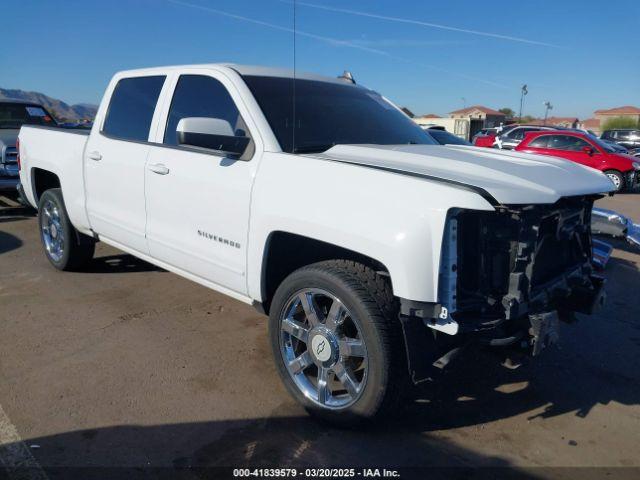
338 71 356 84
292 0 297 152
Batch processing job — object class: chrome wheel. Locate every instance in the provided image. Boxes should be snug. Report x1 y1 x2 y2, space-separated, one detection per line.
279 288 367 409
607 172 622 190
41 199 65 262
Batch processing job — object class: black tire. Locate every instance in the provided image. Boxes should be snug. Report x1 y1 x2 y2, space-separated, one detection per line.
38 188 95 271
269 260 407 425
604 170 624 192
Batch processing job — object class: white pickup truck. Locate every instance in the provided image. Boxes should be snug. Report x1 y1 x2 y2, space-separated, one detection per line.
18 64 613 423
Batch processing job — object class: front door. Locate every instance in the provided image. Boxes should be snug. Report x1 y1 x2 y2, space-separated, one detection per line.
144 73 259 295
85 75 166 253
541 134 601 169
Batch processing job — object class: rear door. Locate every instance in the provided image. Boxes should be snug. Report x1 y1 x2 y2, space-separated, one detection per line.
84 75 167 253
144 71 261 296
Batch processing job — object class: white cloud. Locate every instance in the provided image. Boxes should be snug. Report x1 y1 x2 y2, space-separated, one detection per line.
289 1 560 48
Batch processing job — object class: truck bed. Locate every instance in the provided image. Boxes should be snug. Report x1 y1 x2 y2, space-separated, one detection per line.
18 124 92 232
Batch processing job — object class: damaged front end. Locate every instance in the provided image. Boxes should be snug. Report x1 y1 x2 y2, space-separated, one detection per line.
400 195 606 383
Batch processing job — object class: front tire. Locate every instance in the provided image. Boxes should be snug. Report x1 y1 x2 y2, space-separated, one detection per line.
38 188 95 271
269 260 406 425
604 170 624 192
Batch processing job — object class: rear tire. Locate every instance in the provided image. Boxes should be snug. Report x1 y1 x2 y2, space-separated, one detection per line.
38 188 95 271
269 260 407 426
604 170 624 192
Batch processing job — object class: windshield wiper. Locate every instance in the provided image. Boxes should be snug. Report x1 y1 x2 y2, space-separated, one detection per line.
292 143 336 153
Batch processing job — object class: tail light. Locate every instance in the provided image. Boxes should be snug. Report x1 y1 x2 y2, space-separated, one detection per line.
16 138 20 171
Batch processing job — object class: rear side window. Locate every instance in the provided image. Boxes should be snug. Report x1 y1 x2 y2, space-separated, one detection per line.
509 128 537 140
614 131 630 140
528 135 550 148
547 135 591 151
163 75 247 146
103 76 166 142
0 103 56 128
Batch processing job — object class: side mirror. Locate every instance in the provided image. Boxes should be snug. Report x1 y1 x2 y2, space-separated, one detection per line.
582 146 595 156
176 117 250 158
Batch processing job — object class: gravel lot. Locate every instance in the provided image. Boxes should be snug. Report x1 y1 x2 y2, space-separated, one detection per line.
0 192 639 479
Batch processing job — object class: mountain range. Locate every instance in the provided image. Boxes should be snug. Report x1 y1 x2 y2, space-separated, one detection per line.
0 88 97 122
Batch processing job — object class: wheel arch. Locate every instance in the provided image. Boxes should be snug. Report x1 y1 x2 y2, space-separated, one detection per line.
31 167 61 204
259 231 391 315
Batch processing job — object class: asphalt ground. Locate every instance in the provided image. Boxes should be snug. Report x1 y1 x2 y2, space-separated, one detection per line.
0 192 639 480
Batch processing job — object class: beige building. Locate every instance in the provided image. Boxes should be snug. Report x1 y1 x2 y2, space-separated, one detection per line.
594 106 640 129
580 118 602 135
541 117 579 129
448 105 506 139
414 116 471 139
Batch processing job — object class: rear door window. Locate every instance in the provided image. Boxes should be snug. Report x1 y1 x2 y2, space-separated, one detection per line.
510 127 538 140
547 135 591 151
528 135 550 148
102 76 166 142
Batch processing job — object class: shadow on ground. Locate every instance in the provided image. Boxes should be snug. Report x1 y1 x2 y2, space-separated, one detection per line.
1 256 638 479
403 254 640 428
85 254 164 274
0 417 543 480
0 230 22 255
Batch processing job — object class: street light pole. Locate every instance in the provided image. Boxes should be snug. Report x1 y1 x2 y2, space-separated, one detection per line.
543 101 553 125
518 84 528 122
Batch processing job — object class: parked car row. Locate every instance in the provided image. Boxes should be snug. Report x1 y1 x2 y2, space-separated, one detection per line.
602 129 640 150
468 123 639 191
514 131 639 192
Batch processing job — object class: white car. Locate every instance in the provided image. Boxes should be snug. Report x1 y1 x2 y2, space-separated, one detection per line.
18 64 613 424
494 125 557 149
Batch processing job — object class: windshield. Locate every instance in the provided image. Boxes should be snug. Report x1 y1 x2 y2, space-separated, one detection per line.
242 76 436 153
0 103 56 129
427 129 471 145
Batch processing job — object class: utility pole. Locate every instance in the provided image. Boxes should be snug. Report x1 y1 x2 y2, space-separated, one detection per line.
543 101 553 125
518 84 528 122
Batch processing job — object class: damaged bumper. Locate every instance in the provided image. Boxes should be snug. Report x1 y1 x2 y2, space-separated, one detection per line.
592 208 640 249
400 195 607 382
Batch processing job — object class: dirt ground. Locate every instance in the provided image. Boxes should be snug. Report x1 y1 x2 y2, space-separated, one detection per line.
0 192 639 479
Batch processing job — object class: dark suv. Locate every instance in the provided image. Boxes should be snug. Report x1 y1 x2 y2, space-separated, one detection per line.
601 129 640 150
0 100 57 195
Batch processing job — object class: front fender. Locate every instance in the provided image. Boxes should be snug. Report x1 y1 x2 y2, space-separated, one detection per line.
247 153 494 303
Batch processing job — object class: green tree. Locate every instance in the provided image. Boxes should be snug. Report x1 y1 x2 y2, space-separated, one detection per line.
601 116 640 131
518 115 536 124
499 107 515 117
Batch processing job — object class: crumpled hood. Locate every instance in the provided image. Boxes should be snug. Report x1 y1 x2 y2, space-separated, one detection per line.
0 129 19 147
316 144 615 205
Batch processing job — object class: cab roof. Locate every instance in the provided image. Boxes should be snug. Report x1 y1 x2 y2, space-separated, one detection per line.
115 63 360 86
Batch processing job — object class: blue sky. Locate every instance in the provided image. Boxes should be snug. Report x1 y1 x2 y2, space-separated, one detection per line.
1 0 638 119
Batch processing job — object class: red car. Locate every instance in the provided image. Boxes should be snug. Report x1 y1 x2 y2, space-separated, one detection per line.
515 130 640 191
472 128 498 147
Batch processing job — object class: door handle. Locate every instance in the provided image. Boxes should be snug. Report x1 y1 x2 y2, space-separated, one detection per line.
88 151 102 161
148 163 170 175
